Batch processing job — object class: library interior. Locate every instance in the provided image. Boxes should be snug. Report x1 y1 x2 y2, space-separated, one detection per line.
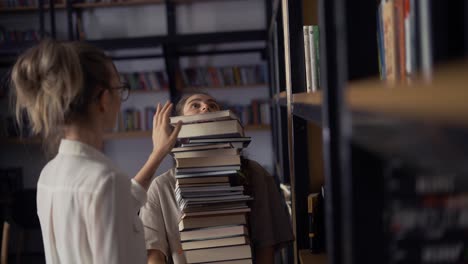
1 0 467 263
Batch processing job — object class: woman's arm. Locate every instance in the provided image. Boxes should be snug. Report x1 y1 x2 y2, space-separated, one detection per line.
147 249 166 264
134 101 181 191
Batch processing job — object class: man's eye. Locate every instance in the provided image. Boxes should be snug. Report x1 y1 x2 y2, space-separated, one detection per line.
191 103 200 108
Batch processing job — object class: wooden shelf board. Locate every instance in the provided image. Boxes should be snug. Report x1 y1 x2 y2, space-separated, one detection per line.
347 66 468 126
1 125 270 145
103 130 151 140
287 61 468 126
0 136 41 145
184 84 267 90
274 91 287 100
0 0 249 11
130 89 168 94
73 0 163 9
299 250 327 264
172 0 238 3
0 4 66 12
293 91 322 106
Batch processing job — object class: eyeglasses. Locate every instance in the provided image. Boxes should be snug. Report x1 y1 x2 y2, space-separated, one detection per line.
113 82 130 102
95 82 131 102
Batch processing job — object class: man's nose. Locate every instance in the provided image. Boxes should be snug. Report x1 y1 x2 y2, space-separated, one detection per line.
200 104 210 112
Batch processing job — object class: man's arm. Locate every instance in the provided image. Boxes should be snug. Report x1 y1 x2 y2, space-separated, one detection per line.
255 246 275 264
147 249 166 264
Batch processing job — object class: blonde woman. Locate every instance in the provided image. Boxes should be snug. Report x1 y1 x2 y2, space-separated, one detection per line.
140 93 294 264
11 39 181 263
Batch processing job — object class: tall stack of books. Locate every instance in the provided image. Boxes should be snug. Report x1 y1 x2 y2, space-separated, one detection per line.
170 110 253 264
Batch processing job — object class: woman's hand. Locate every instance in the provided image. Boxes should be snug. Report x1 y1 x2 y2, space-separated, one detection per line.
151 101 182 157
133 101 182 191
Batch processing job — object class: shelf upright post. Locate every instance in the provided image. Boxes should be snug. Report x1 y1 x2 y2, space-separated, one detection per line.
38 0 45 39
49 0 56 39
281 0 310 263
318 0 352 263
164 0 181 104
66 0 74 40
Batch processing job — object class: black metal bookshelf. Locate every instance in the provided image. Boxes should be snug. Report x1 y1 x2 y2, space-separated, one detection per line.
268 0 468 264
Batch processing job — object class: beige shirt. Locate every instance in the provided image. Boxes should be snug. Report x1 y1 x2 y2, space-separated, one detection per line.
139 159 294 263
37 139 147 264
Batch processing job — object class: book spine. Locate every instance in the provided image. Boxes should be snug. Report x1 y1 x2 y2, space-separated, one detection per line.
404 0 412 76
395 0 406 81
308 26 318 92
313 25 320 89
377 1 386 80
383 0 398 82
303 26 312 93
308 193 318 252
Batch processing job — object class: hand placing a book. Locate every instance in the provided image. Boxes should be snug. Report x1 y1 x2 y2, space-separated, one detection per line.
152 101 182 156
134 101 182 191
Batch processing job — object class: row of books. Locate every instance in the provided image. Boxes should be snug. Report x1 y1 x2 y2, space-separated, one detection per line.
116 100 271 133
227 100 271 126
377 0 417 82
307 187 326 254
180 65 267 88
170 110 253 263
0 28 40 44
116 107 153 132
117 65 268 92
120 71 169 92
303 25 321 92
0 0 61 8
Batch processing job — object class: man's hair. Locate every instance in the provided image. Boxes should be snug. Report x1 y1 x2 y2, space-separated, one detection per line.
175 91 218 115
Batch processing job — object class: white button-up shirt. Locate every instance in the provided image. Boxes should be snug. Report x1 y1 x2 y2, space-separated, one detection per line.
37 139 147 264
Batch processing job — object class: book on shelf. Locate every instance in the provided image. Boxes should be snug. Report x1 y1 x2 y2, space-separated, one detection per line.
179 213 247 231
184 244 252 264
180 64 266 88
117 108 142 132
302 25 320 92
182 235 249 251
308 186 326 253
224 100 271 126
378 0 418 82
121 71 168 91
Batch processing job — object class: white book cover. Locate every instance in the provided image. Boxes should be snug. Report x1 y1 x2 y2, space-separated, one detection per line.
308 26 318 92
303 26 312 92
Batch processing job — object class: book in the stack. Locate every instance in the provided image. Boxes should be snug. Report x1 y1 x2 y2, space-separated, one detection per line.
170 110 253 263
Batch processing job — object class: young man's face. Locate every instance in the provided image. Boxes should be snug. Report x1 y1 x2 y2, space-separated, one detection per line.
182 94 221 116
